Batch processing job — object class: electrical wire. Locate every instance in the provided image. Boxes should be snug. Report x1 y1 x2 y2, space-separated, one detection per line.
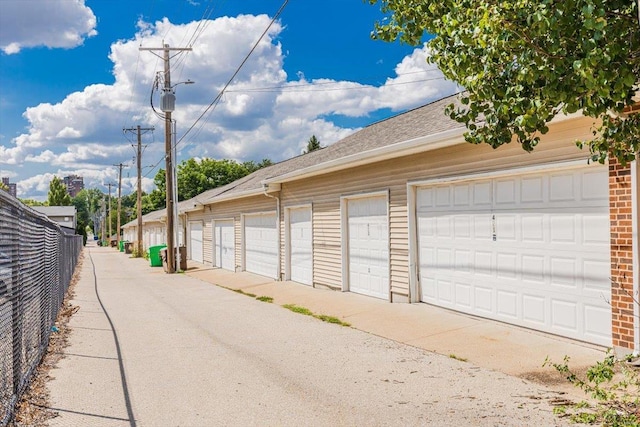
174 0 290 152
225 74 450 94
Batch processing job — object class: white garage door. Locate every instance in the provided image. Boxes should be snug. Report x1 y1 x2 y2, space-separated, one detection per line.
214 220 235 271
288 207 312 285
347 196 389 299
244 213 278 278
189 222 204 264
416 166 611 346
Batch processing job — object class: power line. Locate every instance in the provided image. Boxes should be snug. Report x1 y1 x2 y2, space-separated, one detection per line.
225 74 450 94
174 0 290 151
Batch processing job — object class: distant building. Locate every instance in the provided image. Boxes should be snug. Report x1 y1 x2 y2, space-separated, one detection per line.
32 206 77 234
1 177 17 198
63 175 84 198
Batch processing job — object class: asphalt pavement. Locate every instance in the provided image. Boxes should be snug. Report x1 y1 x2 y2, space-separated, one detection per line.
44 243 605 426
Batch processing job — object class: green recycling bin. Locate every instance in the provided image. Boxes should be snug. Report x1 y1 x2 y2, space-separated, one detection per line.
119 240 125 252
148 245 167 267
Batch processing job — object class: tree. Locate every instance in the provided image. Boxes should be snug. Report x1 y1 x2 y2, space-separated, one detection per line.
47 176 72 206
303 135 323 154
83 188 105 234
368 0 640 164
72 191 89 245
141 157 275 213
0 181 8 192
243 158 273 173
178 158 251 200
19 198 47 206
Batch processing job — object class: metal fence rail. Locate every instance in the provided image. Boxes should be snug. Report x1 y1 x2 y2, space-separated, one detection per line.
0 191 82 426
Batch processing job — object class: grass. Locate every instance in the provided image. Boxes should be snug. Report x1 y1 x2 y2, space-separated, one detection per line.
282 304 351 327
449 354 468 362
232 288 257 298
219 287 349 326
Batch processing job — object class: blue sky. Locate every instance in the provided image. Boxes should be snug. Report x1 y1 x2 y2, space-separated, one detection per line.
0 0 459 201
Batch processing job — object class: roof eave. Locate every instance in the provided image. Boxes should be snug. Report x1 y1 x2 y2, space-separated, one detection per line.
263 127 467 185
200 188 265 206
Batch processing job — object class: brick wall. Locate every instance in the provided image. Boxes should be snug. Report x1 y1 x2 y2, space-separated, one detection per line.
609 157 635 350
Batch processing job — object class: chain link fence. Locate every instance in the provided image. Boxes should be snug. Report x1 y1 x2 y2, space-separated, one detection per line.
0 191 82 426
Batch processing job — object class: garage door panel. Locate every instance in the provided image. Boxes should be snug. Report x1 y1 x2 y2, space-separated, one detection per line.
456 283 472 308
522 294 545 324
347 196 389 299
582 170 608 200
288 207 312 285
583 215 610 245
214 220 235 271
497 290 518 318
583 260 611 292
245 214 277 278
551 299 578 331
584 305 612 340
189 222 204 264
417 166 611 346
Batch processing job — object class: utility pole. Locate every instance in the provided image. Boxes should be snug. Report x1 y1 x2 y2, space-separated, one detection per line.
140 43 192 273
124 125 154 256
114 163 125 250
106 183 115 246
100 199 105 246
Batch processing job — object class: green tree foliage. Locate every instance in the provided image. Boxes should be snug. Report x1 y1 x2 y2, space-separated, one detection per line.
303 135 323 154
178 158 250 200
141 169 167 212
47 176 72 206
0 181 8 192
84 188 105 217
369 0 640 164
72 188 107 244
243 158 273 173
19 199 47 206
141 158 274 213
72 191 89 245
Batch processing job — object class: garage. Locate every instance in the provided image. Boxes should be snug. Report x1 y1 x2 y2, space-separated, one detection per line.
344 194 389 299
189 221 204 263
287 206 312 285
214 219 235 271
415 165 611 346
244 213 278 278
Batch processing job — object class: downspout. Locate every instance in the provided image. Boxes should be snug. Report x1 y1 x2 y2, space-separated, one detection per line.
632 160 639 355
263 184 282 281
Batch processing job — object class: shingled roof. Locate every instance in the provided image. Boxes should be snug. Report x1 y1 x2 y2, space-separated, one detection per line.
190 92 465 205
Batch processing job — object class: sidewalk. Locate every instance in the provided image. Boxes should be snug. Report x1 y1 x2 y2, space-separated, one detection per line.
184 264 605 391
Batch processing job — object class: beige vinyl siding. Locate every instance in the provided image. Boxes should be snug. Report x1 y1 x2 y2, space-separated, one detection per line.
279 116 595 298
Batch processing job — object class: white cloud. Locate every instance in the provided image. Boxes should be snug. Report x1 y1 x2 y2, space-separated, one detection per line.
16 166 155 202
6 15 458 200
0 0 97 54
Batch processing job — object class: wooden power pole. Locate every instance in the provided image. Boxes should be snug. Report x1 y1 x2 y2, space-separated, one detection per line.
106 183 115 245
140 43 192 273
114 163 125 250
124 125 154 256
